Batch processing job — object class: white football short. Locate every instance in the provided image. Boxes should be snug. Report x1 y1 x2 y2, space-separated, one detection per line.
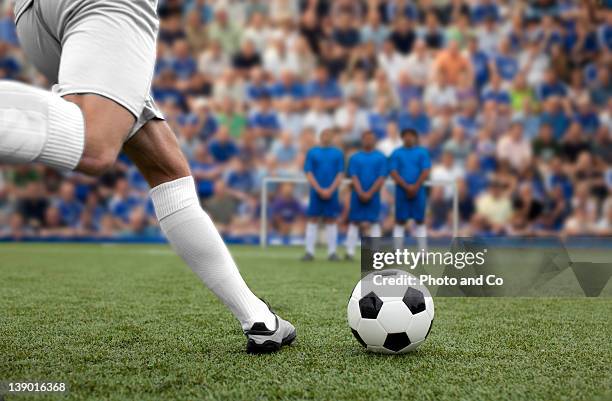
14 0 164 139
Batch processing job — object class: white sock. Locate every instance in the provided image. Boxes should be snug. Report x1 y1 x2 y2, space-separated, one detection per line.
393 224 405 249
326 223 338 256
415 224 428 252
371 224 382 237
346 224 359 257
393 225 405 238
151 176 275 331
0 80 84 170
305 222 317 255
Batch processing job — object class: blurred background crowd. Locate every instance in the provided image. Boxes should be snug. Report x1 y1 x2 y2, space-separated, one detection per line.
0 0 611 241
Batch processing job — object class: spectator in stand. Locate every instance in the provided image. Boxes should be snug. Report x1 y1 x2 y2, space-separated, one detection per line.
510 183 544 235
360 10 389 48
55 182 83 228
249 95 281 142
368 96 393 140
493 38 519 83
40 206 73 238
306 65 342 110
109 178 143 228
497 122 533 171
389 16 416 55
431 152 464 200
560 122 591 163
404 39 432 88
443 126 472 166
270 183 303 236
474 180 513 234
464 154 489 198
433 39 472 87
119 207 159 239
209 126 239 164
482 72 511 105
208 8 242 54
533 123 560 162
423 71 458 112
232 40 262 75
191 143 221 200
398 99 430 135
377 121 402 157
332 12 360 50
177 113 201 160
536 69 567 101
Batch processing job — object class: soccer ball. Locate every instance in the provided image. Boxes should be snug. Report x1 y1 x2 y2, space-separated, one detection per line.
347 269 434 354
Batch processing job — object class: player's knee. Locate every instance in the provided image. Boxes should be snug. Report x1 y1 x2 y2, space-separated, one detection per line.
64 94 134 176
78 147 118 176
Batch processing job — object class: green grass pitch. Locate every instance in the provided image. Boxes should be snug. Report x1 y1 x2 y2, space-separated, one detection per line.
1 243 611 401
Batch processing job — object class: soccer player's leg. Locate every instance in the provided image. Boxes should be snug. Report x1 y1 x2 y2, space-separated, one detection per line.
410 191 428 252
346 221 359 260
303 192 323 260
394 189 408 248
1 7 133 173
345 193 361 260
370 221 382 237
364 194 381 238
123 120 295 354
323 193 340 261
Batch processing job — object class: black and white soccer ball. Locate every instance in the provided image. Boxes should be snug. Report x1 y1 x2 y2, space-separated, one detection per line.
347 269 434 354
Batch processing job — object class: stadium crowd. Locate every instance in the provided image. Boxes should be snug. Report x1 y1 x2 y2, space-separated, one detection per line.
0 0 611 241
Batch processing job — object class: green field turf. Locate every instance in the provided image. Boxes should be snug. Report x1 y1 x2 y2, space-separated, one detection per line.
1 243 611 401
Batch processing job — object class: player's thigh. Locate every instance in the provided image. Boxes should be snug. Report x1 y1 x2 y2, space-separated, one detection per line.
55 1 158 118
122 119 191 188
57 1 158 167
16 32 132 176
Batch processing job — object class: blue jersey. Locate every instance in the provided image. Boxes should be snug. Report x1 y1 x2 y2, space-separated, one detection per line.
348 150 387 222
389 146 431 185
348 150 387 192
390 146 431 223
304 146 344 218
304 146 344 188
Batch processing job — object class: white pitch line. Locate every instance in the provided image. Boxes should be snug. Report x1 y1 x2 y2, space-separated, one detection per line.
0 246 305 259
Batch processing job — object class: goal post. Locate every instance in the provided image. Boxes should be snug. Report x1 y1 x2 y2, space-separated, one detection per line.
259 176 459 248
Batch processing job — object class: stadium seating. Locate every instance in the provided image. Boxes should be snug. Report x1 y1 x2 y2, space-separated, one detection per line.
0 0 610 241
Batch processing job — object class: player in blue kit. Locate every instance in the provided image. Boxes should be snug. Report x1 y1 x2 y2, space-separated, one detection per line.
389 129 431 251
345 131 388 260
302 128 345 261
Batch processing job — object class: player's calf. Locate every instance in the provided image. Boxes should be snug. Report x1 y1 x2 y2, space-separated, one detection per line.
127 120 296 352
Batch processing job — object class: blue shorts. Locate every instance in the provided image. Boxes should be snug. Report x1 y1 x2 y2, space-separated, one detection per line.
348 192 380 223
307 190 340 218
395 187 427 223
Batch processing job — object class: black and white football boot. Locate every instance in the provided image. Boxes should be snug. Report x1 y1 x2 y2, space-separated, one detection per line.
244 311 296 354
